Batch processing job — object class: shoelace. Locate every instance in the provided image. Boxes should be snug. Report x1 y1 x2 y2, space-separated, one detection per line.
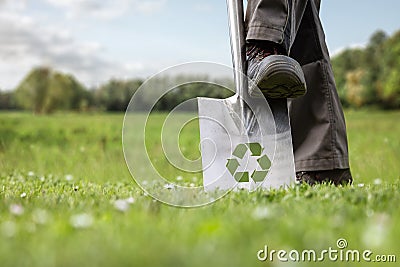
246 43 280 62
295 171 310 181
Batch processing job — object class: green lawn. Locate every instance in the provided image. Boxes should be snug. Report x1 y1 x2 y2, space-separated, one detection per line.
0 111 399 267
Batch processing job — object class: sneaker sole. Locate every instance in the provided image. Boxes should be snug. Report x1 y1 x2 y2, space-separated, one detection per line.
249 55 307 99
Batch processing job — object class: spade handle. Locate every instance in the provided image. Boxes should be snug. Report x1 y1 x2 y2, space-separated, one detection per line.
226 0 248 98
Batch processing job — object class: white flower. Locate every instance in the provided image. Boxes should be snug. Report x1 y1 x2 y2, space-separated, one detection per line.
374 178 382 185
189 183 195 187
362 214 389 248
70 213 93 229
9 204 24 216
358 183 365 188
28 171 34 177
176 176 183 181
126 197 135 204
113 199 130 212
164 184 175 190
20 192 27 198
65 174 74 181
252 206 271 220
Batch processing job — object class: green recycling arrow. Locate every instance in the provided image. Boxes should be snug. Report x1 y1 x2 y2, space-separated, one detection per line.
257 155 271 170
234 172 249 182
232 144 247 159
226 142 271 183
251 170 269 182
226 159 240 175
247 143 263 156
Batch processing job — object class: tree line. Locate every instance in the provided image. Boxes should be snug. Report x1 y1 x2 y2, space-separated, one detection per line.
332 30 400 109
0 29 399 113
0 68 233 113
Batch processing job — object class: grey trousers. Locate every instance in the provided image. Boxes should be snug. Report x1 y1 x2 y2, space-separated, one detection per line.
246 0 349 171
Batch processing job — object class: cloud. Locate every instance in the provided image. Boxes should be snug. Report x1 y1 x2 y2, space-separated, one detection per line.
44 0 167 19
0 0 27 11
0 11 143 89
135 0 167 14
330 43 367 57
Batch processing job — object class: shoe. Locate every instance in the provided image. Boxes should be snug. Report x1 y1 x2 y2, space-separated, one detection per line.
296 169 353 186
247 42 307 99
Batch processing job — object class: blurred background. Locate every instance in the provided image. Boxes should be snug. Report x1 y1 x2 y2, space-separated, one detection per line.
0 0 400 112
0 2 399 267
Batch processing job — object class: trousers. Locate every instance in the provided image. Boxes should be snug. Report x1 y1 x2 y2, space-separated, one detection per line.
245 0 349 171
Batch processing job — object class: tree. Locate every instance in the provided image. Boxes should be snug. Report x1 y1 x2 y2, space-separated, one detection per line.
360 30 388 105
344 69 368 108
379 31 400 108
331 48 365 105
14 67 88 113
95 79 143 111
15 67 50 113
0 90 17 110
330 29 400 109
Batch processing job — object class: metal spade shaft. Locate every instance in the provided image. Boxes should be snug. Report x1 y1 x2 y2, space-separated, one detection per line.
226 0 247 99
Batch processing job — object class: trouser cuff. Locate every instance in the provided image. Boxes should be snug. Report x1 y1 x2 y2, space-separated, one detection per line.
246 25 284 45
295 157 350 172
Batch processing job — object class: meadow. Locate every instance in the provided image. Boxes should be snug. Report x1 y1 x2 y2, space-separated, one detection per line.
0 110 399 267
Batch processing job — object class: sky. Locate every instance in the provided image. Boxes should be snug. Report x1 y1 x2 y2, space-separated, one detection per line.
0 0 399 90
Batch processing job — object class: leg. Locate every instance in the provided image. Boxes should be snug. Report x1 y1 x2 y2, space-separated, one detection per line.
245 0 308 53
245 0 352 184
245 0 307 98
245 0 293 52
289 0 350 173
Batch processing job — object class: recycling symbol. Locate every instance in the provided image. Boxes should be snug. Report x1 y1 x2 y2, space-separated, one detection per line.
226 143 271 183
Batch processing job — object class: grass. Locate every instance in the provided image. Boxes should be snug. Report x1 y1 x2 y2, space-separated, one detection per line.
0 110 399 267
